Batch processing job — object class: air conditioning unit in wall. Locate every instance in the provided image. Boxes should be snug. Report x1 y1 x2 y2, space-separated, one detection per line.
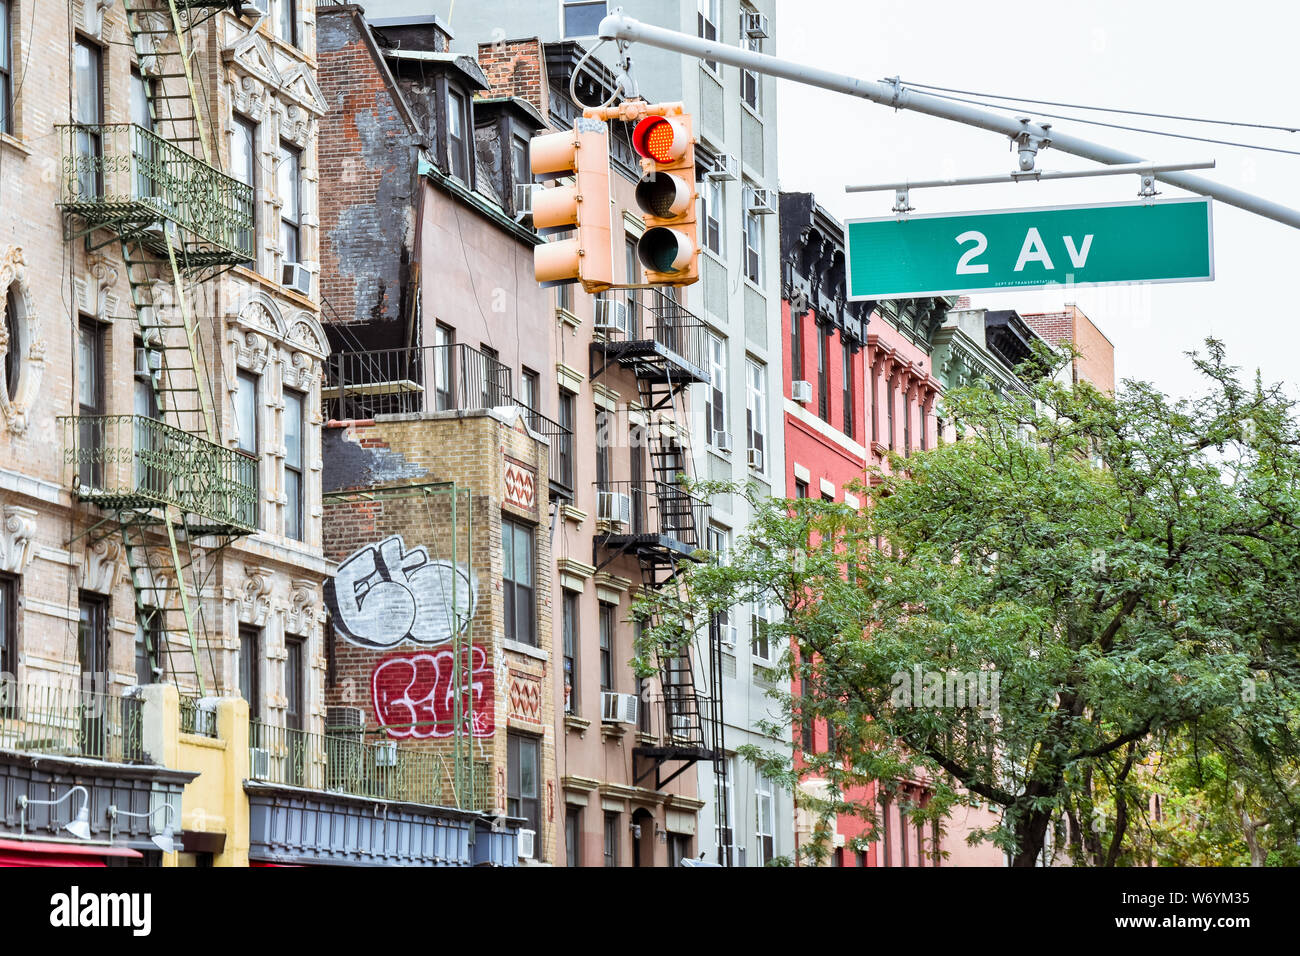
249 747 271 781
744 12 770 38
597 491 633 528
791 380 813 403
594 297 630 334
745 186 776 215
706 153 740 182
601 691 640 725
281 262 312 296
517 828 536 860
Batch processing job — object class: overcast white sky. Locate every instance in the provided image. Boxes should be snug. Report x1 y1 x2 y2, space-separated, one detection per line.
775 0 1300 400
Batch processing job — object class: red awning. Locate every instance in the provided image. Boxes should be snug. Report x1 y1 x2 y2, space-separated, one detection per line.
0 838 144 867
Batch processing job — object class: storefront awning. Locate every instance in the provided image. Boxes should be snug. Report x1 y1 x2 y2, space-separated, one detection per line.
0 837 144 867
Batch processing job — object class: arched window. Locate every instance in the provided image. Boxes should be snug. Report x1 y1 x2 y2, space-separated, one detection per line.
3 288 20 400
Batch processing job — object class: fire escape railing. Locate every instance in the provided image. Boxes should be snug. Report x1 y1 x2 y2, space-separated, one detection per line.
57 123 255 262
593 287 710 377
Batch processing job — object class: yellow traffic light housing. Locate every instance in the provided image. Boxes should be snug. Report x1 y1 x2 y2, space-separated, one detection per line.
630 107 699 287
529 118 614 294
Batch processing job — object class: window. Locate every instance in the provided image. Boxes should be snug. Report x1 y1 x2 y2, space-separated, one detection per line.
283 388 304 541
78 591 109 757
0 0 11 134
697 0 719 72
565 806 582 866
77 319 105 490
817 325 830 422
231 115 257 253
502 519 535 645
74 40 102 200
135 608 162 686
434 323 455 410
595 409 611 489
750 602 772 663
794 478 808 500
278 142 301 266
703 177 723 255
705 333 727 449
273 0 296 47
904 390 912 455
0 573 16 692
239 626 260 720
669 832 691 867
285 636 304 731
507 733 540 834
743 204 762 284
755 774 774 865
446 87 469 182
740 8 761 111
886 377 895 450
623 238 641 336
920 403 929 452
598 602 614 691
511 133 529 193
790 307 804 384
870 361 879 445
842 339 854 438
707 525 731 653
129 69 155 202
479 344 501 408
629 426 645 533
745 359 765 471
562 591 578 715
880 794 892 867
715 756 735 863
562 0 607 38
520 367 539 412
800 706 815 754
235 370 258 455
4 289 20 401
555 275 573 314
556 392 574 489
603 811 619 867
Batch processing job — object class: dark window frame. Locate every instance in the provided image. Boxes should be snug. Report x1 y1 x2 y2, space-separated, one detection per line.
4 288 20 401
697 0 719 72
283 387 305 541
603 810 620 867
274 0 297 48
278 141 301 267
0 572 16 693
507 732 541 835
565 804 582 866
446 84 471 183
816 325 830 423
562 590 578 715
0 0 12 135
562 0 608 38
598 601 614 692
790 307 804 384
77 317 105 490
239 625 261 721
502 517 536 646
284 634 304 731
842 339 854 439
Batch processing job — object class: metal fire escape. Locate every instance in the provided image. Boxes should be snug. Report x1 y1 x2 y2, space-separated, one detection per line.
57 0 256 697
590 288 729 847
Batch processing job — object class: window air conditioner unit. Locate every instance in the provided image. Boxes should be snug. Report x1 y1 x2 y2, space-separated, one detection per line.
719 624 737 649
601 691 640 725
374 741 399 767
714 429 733 454
249 747 272 780
791 380 813 403
193 697 219 736
242 0 270 16
597 490 632 527
513 183 537 222
746 187 776 215
744 11 770 38
706 153 739 182
748 446 765 471
517 828 536 861
281 261 312 296
594 297 630 334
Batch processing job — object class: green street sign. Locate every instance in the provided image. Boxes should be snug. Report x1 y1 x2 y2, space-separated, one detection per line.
846 197 1213 300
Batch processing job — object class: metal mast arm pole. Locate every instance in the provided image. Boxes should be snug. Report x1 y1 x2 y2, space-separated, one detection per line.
598 13 1300 231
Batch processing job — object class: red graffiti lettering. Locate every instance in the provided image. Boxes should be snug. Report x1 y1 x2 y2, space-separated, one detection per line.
371 647 495 739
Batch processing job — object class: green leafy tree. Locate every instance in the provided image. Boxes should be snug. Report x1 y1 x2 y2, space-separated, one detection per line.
634 341 1300 866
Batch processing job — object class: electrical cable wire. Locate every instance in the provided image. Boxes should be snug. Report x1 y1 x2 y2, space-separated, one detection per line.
900 85 1300 157
898 79 1300 133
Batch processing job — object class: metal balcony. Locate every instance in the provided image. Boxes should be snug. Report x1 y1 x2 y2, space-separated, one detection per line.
0 680 146 764
324 343 574 501
594 479 708 566
590 288 711 390
59 414 259 534
57 123 255 265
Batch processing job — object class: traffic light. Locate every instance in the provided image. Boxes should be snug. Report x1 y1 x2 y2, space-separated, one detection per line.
530 120 614 294
630 105 699 287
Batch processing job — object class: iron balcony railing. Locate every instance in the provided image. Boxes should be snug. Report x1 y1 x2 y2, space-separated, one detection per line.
179 694 219 738
59 414 259 532
248 720 494 812
325 343 574 499
595 479 708 550
0 680 146 763
57 123 255 262
596 286 710 372
637 690 718 753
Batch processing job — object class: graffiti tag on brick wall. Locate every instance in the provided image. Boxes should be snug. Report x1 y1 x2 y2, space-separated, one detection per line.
325 535 477 648
372 647 494 739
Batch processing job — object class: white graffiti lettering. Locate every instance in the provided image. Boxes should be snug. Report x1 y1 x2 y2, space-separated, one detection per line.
325 535 477 648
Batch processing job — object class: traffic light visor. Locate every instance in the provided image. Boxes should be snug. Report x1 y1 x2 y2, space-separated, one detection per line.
632 116 688 163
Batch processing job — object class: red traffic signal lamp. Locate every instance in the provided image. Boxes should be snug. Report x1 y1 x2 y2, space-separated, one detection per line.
529 119 614 294
630 106 699 287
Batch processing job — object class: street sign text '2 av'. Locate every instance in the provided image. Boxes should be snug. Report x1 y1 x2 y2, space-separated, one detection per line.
846 197 1213 300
